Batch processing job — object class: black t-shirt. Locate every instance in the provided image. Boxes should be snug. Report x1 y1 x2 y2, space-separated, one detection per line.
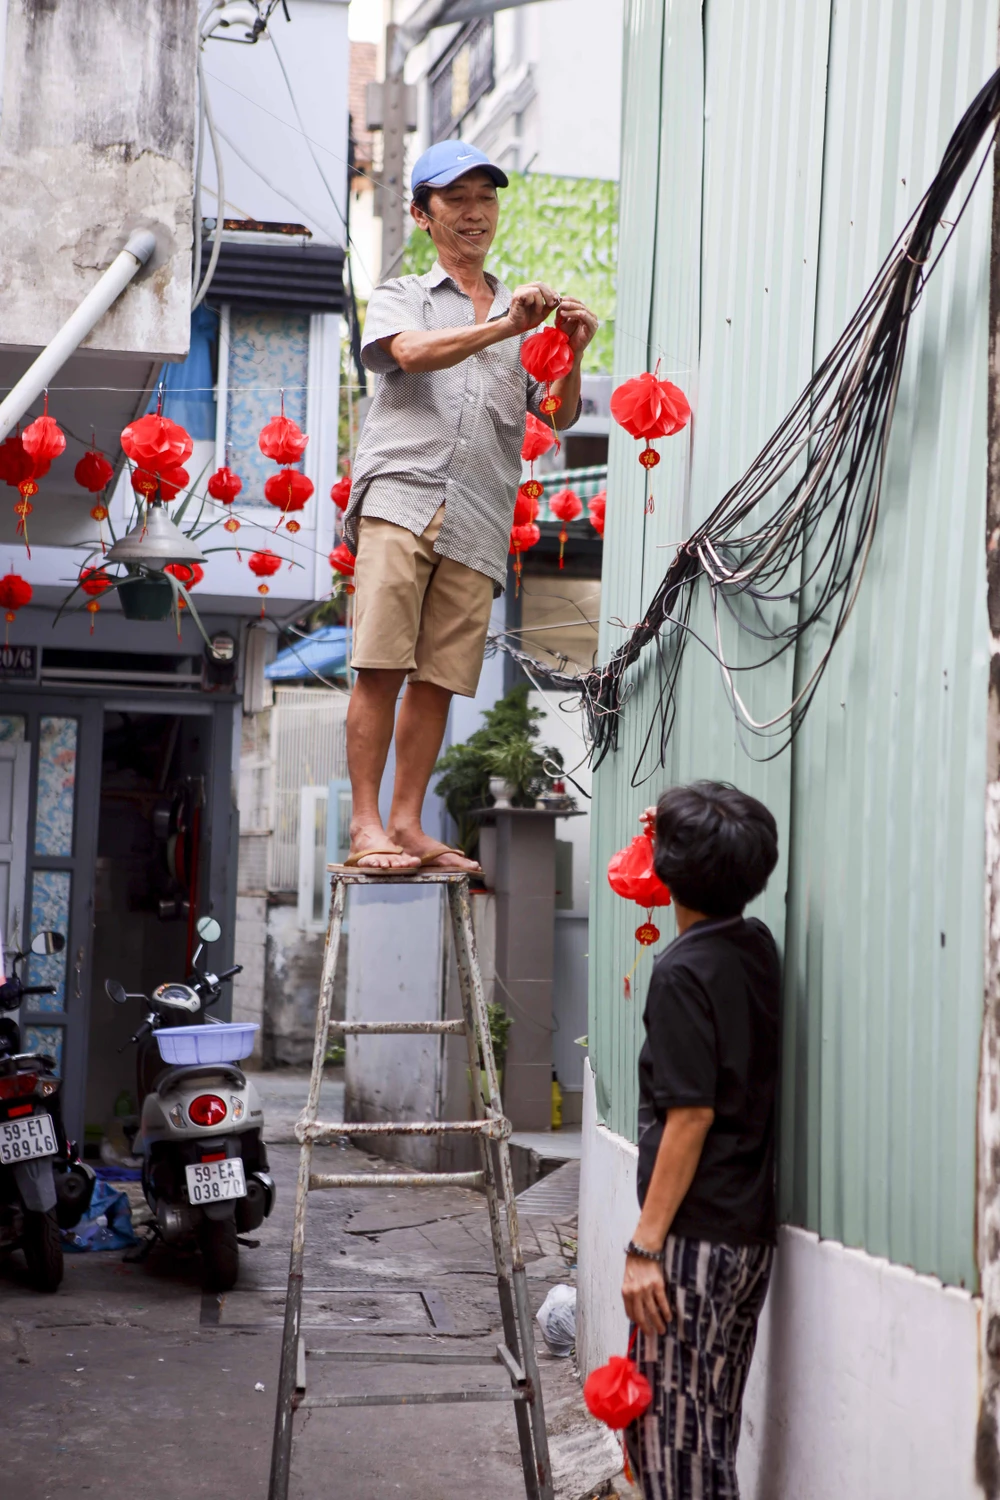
636 914 780 1245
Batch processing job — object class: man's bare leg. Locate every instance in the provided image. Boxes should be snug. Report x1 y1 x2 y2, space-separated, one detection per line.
388 680 480 871
346 668 420 869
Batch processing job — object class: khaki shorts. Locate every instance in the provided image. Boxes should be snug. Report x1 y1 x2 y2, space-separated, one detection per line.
351 506 495 698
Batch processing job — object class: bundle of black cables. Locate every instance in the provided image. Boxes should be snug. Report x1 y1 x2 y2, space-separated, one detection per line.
522 63 1000 779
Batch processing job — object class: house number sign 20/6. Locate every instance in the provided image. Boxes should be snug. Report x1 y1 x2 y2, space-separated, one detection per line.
0 643 39 681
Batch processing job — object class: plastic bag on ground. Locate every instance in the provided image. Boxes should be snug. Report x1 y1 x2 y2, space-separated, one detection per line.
62 1177 139 1252
536 1283 577 1357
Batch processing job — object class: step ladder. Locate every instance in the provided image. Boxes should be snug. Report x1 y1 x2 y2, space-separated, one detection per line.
267 868 554 1500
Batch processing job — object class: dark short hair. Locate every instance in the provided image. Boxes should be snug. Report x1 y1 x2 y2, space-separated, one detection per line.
653 781 778 917
412 184 433 216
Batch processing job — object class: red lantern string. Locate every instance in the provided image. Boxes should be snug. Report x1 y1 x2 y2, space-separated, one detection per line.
264 468 314 527
121 412 193 476
223 513 242 560
14 478 38 556
248 549 281 616
610 368 691 515
588 489 606 538
330 474 352 511
79 566 112 635
207 465 243 504
259 393 309 466
22 394 66 467
520 325 573 439
329 541 356 594
607 826 672 997
0 572 31 644
74 444 114 494
509 520 540 598
548 486 583 568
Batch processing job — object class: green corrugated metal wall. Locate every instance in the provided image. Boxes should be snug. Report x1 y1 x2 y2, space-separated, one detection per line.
589 0 996 1288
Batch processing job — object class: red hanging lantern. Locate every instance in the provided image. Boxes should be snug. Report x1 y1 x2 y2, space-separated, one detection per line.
610 371 691 515
79 566 112 635
264 468 314 523
0 572 31 644
74 446 114 494
330 474 352 511
509 520 541 598
548 487 583 569
131 467 159 500
14 477 38 555
0 434 33 488
583 1354 652 1430
158 467 190 502
329 541 356 594
520 326 574 423
607 826 672 997
207 465 243 504
165 561 204 608
22 396 66 467
521 413 558 464
259 395 309 466
248 549 281 615
588 489 606 538
121 413 193 475
513 484 541 527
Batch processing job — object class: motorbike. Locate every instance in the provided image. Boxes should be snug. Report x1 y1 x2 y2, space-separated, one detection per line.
0 930 96 1291
105 916 273 1291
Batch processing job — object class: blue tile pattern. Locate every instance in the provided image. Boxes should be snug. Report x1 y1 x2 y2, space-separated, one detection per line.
0 715 25 742
34 716 77 856
226 312 310 506
24 870 70 1012
22 1025 63 1074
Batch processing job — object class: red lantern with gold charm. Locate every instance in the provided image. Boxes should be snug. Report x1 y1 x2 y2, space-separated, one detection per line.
509 520 540 598
264 468 313 528
329 541 356 594
548 486 583 568
121 412 193 476
607 825 672 997
248 549 282 616
520 325 573 430
74 444 114 495
513 484 540 528
165 561 204 609
0 572 31 644
610 369 691 515
79 566 112 634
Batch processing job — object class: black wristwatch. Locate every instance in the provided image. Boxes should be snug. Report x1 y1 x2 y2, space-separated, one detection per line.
625 1239 663 1261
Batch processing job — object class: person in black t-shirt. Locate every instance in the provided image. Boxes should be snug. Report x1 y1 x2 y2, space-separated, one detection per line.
621 781 780 1500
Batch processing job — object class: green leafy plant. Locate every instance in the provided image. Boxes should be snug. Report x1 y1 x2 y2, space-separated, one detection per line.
433 684 563 856
487 1002 513 1065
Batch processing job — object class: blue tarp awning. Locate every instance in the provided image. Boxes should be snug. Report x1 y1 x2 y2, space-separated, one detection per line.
266 625 348 681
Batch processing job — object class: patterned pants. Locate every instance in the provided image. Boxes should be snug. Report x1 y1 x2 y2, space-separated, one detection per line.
624 1236 773 1500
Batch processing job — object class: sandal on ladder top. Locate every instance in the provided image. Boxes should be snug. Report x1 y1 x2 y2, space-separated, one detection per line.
331 847 421 874
418 844 482 872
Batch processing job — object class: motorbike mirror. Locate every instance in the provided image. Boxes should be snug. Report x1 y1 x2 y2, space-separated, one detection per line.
105 979 128 1006
196 916 222 944
30 930 66 956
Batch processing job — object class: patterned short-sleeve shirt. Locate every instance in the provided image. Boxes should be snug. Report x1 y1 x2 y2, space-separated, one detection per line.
344 261 579 591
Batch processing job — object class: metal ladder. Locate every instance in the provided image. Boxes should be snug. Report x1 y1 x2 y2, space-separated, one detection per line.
267 868 554 1500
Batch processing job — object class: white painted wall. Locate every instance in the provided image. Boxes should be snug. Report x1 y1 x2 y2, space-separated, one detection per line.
578 1060 984 1500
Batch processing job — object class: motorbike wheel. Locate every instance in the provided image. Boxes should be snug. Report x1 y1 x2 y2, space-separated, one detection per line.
22 1207 64 1292
199 1215 239 1292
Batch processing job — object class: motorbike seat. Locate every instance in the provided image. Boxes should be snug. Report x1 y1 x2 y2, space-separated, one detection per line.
153 1062 247 1097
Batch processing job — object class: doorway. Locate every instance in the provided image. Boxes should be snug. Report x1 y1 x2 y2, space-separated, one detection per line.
84 711 213 1158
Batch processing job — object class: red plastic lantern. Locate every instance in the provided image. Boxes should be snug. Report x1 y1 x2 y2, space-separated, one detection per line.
521 413 558 464
608 826 672 997
329 541 356 594
330 474 352 511
259 401 308 466
207 466 242 504
22 397 66 467
121 413 193 476
509 520 541 598
0 434 33 488
264 468 314 521
165 562 204 588
158 467 189 502
548 487 583 569
74 447 114 494
249 548 281 615
131 467 159 500
610 371 691 515
583 1355 652 1430
520 326 574 421
588 490 606 538
513 484 540 528
0 572 31 643
79 566 112 634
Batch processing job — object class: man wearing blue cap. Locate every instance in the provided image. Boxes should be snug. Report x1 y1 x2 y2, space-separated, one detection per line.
342 139 598 873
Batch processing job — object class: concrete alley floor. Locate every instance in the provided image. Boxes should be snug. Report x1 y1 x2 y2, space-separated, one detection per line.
0 1071 623 1500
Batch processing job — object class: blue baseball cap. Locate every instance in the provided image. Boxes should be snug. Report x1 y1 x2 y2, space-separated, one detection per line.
411 139 509 194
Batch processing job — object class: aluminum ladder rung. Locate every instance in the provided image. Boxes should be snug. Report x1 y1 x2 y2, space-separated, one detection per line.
330 1020 467 1035
297 1116 509 1144
309 1170 485 1190
269 871 553 1500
